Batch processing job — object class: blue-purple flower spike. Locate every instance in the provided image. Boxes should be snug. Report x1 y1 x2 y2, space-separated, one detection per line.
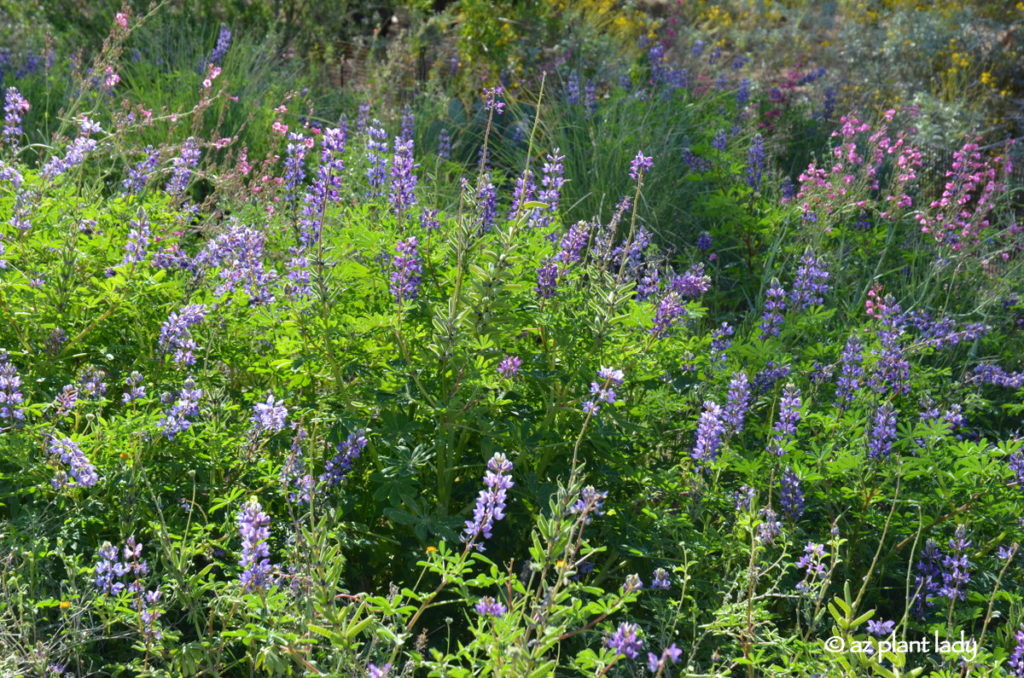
238 498 274 591
461 452 514 550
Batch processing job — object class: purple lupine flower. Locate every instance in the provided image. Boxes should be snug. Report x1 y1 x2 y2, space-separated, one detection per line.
607 224 650 282
157 377 202 439
650 292 687 338
475 173 497 230
1009 628 1024 677
636 263 660 301
870 302 910 396
746 134 765 190
734 484 756 512
121 213 151 265
419 207 439 231
76 116 101 136
939 525 971 602
390 236 422 304
650 568 671 590
720 374 753 432
584 80 597 116
461 452 514 550
790 251 829 309
41 137 98 179
437 128 451 160
251 394 288 434
285 249 312 300
629 151 654 181
866 620 895 637
972 364 1024 389
669 263 711 298
691 400 725 464
607 622 643 659
1009 447 1024 487
197 225 277 305
498 355 522 379
164 137 201 196
355 102 371 136
571 485 608 524
54 384 79 415
122 146 159 194
399 106 414 143
556 221 590 264
209 25 232 65
770 383 801 456
474 596 507 617
696 231 712 252
237 498 274 591
622 573 643 593
868 402 897 459
389 136 418 215
321 429 368 487
582 367 624 415
483 86 506 114
912 539 944 617
780 177 796 202
365 123 389 195
530 149 566 230
298 125 347 247
710 322 733 366
281 426 313 504
835 335 863 405
754 361 791 393
508 169 535 220
2 87 30 146
565 71 580 105
758 508 782 543
535 258 559 299
0 352 26 423
282 132 308 202
158 304 209 366
49 436 99 488
94 542 128 594
367 663 392 678
122 371 145 403
711 130 728 151
795 542 827 589
779 467 804 521
759 280 786 339
79 366 107 399
646 644 683 674
736 78 751 106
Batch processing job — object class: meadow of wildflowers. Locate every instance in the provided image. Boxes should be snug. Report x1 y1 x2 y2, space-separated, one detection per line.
0 1 1023 676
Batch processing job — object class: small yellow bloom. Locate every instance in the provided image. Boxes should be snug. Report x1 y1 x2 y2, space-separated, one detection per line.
426 546 438 553
119 452 130 460
59 601 71 610
555 560 567 569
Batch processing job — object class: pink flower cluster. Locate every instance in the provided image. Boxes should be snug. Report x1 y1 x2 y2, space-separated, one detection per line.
795 111 922 230
916 140 1011 252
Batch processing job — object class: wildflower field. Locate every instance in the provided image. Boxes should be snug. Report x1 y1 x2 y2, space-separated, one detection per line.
2 0 1024 675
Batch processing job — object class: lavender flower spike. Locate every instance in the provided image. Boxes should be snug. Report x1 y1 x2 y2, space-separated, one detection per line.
770 383 801 456
251 393 288 434
460 452 514 550
237 498 274 591
607 622 643 658
390 236 422 303
50 435 100 488
691 400 725 464
629 151 654 181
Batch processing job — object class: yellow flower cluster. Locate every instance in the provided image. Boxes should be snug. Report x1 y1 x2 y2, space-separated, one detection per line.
700 5 734 28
